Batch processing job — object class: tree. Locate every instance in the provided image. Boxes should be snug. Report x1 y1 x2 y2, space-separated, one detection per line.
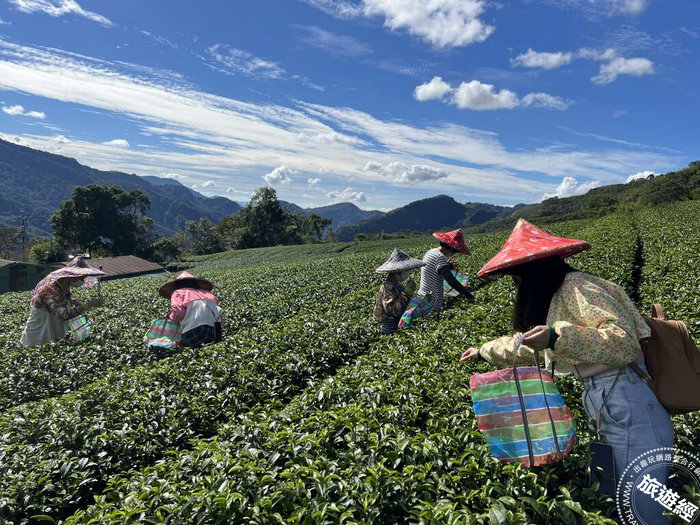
218 187 302 249
181 218 223 255
29 240 67 264
0 226 19 260
148 236 182 263
51 185 153 256
304 214 332 243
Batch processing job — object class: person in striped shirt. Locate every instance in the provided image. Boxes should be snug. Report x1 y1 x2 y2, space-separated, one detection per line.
418 229 475 313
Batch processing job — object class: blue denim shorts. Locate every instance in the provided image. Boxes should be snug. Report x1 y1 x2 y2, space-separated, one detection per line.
583 364 674 479
583 365 674 523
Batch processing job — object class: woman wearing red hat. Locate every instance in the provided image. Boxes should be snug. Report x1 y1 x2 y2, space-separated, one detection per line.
418 229 475 313
461 219 672 522
159 271 223 348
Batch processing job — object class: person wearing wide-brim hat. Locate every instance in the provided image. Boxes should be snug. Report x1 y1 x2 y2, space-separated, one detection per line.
20 256 105 348
460 219 673 519
159 271 223 348
373 249 424 335
417 229 475 314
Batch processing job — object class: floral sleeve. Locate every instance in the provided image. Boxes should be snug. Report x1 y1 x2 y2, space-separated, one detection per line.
550 279 643 365
479 335 537 368
38 284 84 320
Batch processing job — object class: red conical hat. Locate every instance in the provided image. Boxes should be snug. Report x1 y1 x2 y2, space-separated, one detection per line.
477 219 590 278
433 229 470 255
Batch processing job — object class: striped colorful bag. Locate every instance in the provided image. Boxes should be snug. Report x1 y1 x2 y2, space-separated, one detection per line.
67 314 92 343
398 292 432 329
443 270 469 297
470 337 576 467
143 318 182 350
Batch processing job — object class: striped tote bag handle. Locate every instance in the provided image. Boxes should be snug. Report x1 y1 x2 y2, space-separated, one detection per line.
511 337 564 467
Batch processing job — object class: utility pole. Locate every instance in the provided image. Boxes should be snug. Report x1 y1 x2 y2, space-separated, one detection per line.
18 212 28 262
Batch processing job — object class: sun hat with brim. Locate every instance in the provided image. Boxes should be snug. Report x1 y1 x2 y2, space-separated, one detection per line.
31 257 105 305
477 218 591 279
159 271 213 298
375 248 425 273
433 229 470 255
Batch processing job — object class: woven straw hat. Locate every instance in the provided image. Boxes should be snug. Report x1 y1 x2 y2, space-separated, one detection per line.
158 271 213 298
375 249 425 273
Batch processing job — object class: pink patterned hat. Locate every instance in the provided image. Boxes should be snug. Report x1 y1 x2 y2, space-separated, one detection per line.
477 219 590 278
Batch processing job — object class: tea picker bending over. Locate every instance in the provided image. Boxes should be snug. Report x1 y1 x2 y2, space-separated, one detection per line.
20 256 105 348
418 229 475 314
159 271 223 348
461 219 673 524
373 249 424 335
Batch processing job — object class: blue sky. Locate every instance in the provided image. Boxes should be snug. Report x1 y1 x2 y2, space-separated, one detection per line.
0 0 698 211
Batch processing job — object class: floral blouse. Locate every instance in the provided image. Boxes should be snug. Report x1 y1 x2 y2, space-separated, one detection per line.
373 280 411 323
478 272 650 376
33 283 84 321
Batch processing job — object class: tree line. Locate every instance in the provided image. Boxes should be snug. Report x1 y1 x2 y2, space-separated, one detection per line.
27 185 332 264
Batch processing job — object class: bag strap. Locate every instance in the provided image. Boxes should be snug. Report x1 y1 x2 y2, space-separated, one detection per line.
512 335 564 463
629 362 651 385
534 348 564 461
511 336 535 467
652 303 665 320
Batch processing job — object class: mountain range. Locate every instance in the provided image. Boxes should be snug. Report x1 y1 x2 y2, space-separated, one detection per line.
1 138 698 241
0 139 241 236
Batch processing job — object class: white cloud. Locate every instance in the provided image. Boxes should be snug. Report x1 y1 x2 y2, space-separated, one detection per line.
163 172 186 180
2 104 24 115
2 104 45 118
363 161 383 172
511 49 574 70
0 38 680 208
225 186 249 195
263 165 294 185
531 0 649 16
626 170 655 183
53 134 70 143
327 187 366 203
384 162 448 183
608 0 648 13
445 81 570 111
414 76 453 101
297 130 364 145
511 47 654 84
308 177 321 186
592 55 654 84
102 138 130 147
202 180 215 188
9 0 112 26
521 93 570 110
364 160 448 183
542 177 600 199
0 17 10 25
306 0 494 48
297 26 372 57
452 80 519 110
206 44 285 79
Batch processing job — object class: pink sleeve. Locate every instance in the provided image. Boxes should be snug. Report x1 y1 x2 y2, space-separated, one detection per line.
169 290 187 322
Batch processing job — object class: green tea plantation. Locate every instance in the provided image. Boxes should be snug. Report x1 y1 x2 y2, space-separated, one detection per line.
0 203 698 524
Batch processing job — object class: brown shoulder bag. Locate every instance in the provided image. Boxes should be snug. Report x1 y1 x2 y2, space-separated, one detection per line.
630 304 700 414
